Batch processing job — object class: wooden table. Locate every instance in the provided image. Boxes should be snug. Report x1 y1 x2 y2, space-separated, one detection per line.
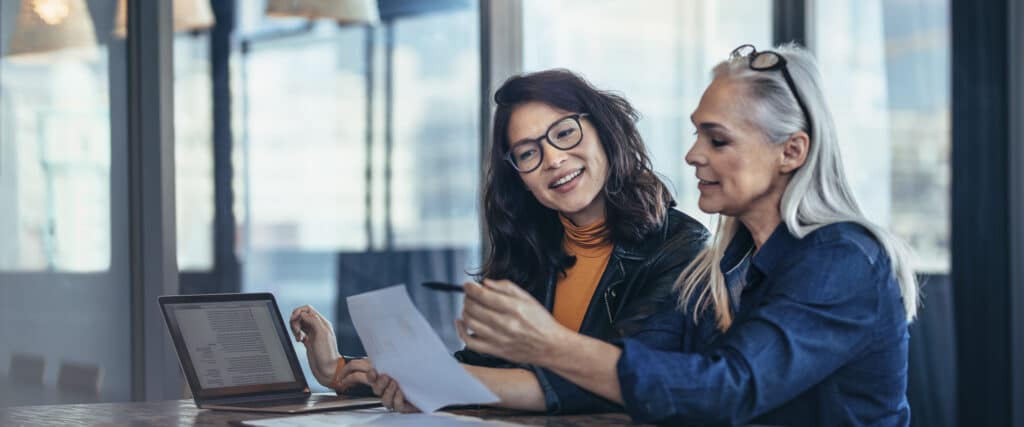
0 399 646 426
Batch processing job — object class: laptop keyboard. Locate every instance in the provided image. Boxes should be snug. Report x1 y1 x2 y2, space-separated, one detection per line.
229 394 341 408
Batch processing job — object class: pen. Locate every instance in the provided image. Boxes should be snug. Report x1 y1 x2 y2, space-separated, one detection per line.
422 281 465 293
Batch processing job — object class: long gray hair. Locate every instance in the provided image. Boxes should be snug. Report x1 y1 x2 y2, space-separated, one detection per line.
674 44 919 331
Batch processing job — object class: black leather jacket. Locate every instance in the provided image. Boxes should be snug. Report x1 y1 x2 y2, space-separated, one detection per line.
455 208 710 414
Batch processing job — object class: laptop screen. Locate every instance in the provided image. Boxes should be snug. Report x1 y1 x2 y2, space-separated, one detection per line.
160 294 310 400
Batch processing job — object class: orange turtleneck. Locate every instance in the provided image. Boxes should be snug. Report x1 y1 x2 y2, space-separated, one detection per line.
553 215 614 332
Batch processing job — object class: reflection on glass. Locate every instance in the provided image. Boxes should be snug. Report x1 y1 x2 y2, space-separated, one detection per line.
522 0 773 227
238 28 369 253
1 1 111 272
391 10 480 250
232 3 481 390
232 22 372 391
175 32 215 271
815 0 950 272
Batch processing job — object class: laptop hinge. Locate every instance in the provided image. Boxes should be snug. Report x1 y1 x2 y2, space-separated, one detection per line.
203 390 312 405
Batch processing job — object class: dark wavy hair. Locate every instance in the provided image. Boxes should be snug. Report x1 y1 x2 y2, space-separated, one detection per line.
478 69 674 293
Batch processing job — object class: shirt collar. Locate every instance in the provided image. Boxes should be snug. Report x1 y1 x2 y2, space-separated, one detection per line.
751 222 799 276
720 221 799 277
720 225 754 274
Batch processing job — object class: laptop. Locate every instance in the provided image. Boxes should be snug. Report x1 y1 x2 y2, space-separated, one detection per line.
159 293 381 413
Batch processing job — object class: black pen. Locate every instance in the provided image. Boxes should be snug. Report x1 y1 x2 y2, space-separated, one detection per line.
422 281 465 293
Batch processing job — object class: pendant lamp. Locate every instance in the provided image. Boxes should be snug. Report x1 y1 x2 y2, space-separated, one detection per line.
6 0 98 58
265 0 379 24
113 0 216 38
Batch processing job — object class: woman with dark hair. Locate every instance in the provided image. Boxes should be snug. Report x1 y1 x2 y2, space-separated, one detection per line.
289 69 708 413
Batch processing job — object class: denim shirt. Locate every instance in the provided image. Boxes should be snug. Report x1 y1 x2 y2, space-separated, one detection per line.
616 222 911 427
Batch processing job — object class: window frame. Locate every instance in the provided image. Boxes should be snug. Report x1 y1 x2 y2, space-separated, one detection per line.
1009 0 1024 423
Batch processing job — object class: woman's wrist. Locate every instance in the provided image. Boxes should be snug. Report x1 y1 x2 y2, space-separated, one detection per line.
326 357 347 389
534 325 578 367
316 354 343 386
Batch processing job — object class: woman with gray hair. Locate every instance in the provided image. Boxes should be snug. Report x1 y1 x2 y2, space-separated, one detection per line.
444 44 917 426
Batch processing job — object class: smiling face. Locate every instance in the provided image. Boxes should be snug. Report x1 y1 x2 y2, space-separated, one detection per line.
685 77 795 220
507 101 609 226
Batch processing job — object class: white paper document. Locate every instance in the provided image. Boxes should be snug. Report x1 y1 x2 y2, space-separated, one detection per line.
239 407 524 427
346 285 499 413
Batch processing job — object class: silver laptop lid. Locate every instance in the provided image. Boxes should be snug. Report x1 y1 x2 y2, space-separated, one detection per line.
159 293 311 403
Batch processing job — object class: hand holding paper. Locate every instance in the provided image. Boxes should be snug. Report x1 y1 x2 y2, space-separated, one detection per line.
346 285 499 413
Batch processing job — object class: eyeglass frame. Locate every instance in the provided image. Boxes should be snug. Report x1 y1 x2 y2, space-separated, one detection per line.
730 44 814 138
503 113 590 173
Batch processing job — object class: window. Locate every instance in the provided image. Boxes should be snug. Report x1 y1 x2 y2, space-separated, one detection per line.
0 0 133 405
814 0 950 272
522 0 773 226
390 11 480 250
0 5 113 272
175 31 215 271
232 2 480 389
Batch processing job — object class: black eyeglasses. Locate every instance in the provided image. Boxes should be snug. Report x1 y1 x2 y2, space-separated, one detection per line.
730 44 813 137
504 113 589 173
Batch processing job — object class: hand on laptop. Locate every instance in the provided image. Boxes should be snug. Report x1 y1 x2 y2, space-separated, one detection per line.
290 305 342 388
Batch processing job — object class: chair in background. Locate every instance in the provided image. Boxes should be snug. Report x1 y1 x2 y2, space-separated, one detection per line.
336 247 471 355
8 353 45 385
56 361 103 397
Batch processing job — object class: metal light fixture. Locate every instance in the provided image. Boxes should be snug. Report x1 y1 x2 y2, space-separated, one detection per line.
6 0 98 58
265 0 379 24
112 0 216 38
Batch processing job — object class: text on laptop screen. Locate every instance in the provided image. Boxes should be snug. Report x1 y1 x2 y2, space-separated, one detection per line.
169 300 296 388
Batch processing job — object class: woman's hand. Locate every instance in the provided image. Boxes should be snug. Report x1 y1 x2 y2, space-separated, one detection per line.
456 279 573 366
333 358 376 392
368 369 420 413
289 305 341 388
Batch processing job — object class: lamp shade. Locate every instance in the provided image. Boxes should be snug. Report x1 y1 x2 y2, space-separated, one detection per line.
6 0 98 58
265 0 379 24
113 0 216 38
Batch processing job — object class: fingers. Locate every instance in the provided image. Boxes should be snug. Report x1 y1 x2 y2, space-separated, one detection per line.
460 309 501 341
392 387 406 412
462 297 505 330
337 371 369 390
341 358 374 374
290 305 313 342
456 318 497 356
365 370 414 412
368 369 385 396
482 278 529 298
289 305 336 344
456 319 478 348
290 305 328 342
381 377 398 409
394 388 419 413
378 375 417 413
463 281 517 313
336 359 374 390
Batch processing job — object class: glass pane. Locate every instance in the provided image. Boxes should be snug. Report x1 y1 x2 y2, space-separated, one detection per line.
233 3 481 390
0 0 131 406
391 11 480 250
240 29 369 254
389 7 481 351
232 22 372 390
522 0 773 227
174 31 215 271
0 1 112 272
814 0 950 272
